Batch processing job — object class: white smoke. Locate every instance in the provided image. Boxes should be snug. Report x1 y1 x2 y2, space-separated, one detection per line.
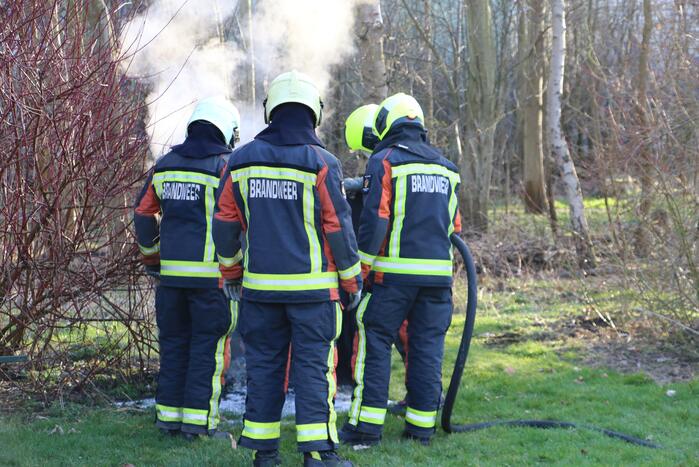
120 0 367 157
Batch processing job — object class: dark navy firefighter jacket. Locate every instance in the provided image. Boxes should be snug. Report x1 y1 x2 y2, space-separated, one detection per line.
212 105 362 303
358 123 462 287
134 123 232 288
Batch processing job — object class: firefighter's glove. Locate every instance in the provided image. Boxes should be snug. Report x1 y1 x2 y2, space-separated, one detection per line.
347 289 363 310
145 265 160 286
223 279 242 302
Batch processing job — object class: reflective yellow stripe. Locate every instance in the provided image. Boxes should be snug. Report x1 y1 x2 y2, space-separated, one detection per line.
324 303 341 443
153 171 220 188
303 184 322 272
338 261 361 280
359 406 386 425
349 294 371 425
208 300 237 429
156 404 182 422
391 163 461 185
203 186 215 262
388 163 461 258
139 242 160 256
358 250 375 265
405 407 437 428
231 167 317 184
182 408 208 426
242 272 338 291
239 176 251 270
389 176 408 257
297 423 329 443
160 260 221 278
373 256 453 276
242 420 281 440
218 250 243 267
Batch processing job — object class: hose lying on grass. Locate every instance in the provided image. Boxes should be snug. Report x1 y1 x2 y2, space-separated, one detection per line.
441 234 659 449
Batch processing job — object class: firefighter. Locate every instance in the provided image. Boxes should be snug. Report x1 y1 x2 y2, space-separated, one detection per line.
212 71 361 467
134 97 240 439
340 93 462 447
336 104 379 387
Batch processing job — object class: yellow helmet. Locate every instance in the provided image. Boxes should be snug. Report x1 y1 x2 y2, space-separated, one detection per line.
187 96 241 146
263 70 324 127
373 93 425 140
344 104 379 154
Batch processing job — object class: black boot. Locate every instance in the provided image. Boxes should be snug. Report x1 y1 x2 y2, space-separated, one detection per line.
159 427 180 437
253 450 282 467
402 431 431 446
338 424 381 447
304 450 353 467
181 429 232 441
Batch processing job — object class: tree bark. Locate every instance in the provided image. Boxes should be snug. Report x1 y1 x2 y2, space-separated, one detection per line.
521 0 548 214
547 0 596 269
356 1 388 104
634 0 653 257
463 0 498 232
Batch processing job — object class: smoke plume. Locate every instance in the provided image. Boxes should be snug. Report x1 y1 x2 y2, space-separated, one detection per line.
120 0 366 157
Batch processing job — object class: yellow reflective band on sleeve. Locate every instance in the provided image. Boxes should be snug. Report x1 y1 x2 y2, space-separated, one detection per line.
349 294 371 426
405 407 437 429
303 184 322 273
231 167 317 185
153 171 220 189
208 300 237 430
359 406 387 425
156 404 182 423
203 186 216 262
182 408 208 426
161 260 222 278
338 261 361 280
139 242 160 256
373 256 453 276
297 423 329 443
358 250 376 265
218 250 243 267
242 272 338 291
389 176 408 257
242 420 281 440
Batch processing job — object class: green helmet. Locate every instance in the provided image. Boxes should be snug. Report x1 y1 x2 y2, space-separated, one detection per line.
187 96 241 146
264 70 324 127
373 93 425 140
344 104 379 154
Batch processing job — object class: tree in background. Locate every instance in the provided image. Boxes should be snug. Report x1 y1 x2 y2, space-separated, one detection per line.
547 0 596 269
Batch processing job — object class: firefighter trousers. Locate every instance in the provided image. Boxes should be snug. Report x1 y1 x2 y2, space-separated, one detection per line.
238 299 342 452
154 286 237 434
347 283 452 437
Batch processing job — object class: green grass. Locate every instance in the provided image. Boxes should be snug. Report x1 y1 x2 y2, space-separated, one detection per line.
2 277 698 466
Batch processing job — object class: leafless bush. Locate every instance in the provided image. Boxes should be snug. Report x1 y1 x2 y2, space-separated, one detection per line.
0 1 154 401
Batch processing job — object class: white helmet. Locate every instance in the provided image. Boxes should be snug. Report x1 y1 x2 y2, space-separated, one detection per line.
187 96 241 146
263 71 323 127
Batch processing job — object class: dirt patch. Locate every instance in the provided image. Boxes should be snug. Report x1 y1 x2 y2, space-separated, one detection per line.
554 314 699 384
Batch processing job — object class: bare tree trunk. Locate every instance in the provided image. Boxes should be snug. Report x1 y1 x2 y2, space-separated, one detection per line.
463 0 498 232
634 0 653 257
356 1 388 103
423 0 434 123
248 0 256 106
547 0 596 269
521 0 548 214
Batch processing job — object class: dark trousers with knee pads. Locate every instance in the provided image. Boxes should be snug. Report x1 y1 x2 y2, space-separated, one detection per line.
155 286 236 434
348 283 452 437
238 299 342 452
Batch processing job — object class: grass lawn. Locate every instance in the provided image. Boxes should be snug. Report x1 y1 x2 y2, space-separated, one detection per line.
2 275 698 466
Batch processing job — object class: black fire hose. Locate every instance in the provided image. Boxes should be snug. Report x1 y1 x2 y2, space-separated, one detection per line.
443 234 659 448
